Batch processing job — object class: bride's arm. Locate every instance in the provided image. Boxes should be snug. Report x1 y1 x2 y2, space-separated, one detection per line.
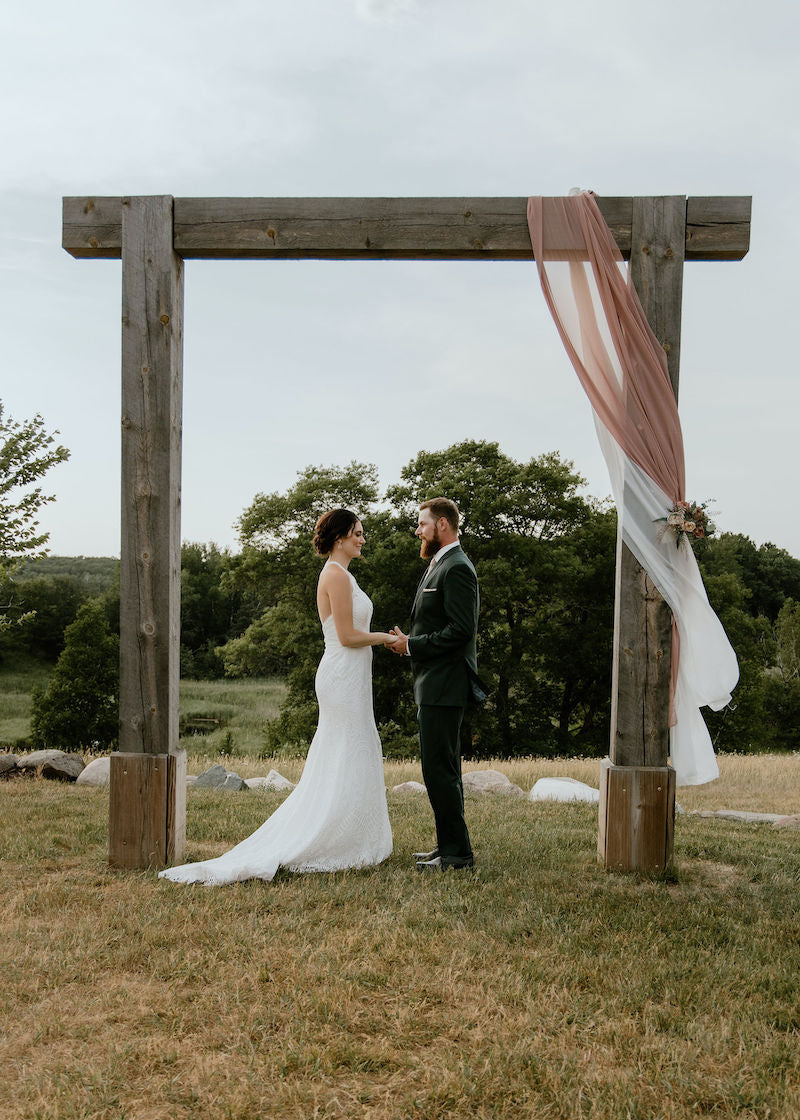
322 566 398 648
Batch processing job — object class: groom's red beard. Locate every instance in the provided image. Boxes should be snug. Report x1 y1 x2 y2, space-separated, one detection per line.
420 531 442 560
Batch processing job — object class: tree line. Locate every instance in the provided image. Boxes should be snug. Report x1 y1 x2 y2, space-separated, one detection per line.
4 439 799 759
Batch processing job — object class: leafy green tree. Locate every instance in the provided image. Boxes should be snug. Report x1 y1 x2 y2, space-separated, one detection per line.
16 554 119 593
695 533 800 622
762 599 800 752
180 542 255 679
775 598 800 680
387 440 613 757
699 568 776 752
222 441 616 759
222 462 383 751
0 402 70 580
3 575 88 660
217 445 800 760
30 599 119 750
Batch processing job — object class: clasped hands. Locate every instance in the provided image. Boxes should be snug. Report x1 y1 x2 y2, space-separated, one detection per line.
385 626 409 655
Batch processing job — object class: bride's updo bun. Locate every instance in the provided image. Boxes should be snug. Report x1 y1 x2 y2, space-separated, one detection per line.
313 508 359 556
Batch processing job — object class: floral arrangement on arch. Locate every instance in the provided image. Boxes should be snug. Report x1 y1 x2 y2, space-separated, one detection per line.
657 500 716 548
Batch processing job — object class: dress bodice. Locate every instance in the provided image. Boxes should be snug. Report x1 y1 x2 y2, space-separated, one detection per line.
322 562 373 649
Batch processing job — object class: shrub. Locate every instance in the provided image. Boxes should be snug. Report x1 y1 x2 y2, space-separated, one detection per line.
30 599 119 751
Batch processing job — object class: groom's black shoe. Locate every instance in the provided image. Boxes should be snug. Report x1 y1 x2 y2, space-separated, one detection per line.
415 855 474 872
413 848 439 862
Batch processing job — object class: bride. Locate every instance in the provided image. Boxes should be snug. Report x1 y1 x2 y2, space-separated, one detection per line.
159 509 396 885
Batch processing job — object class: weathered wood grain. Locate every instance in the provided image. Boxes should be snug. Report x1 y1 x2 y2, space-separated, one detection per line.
109 752 168 868
119 196 183 758
601 198 682 871
62 195 751 261
598 760 676 872
609 197 684 772
686 195 752 260
609 543 674 768
630 195 686 399
166 749 186 864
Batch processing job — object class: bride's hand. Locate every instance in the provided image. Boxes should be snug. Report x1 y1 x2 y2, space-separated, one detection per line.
386 625 409 655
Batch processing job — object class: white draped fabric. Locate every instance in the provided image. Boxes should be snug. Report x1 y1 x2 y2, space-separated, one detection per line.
528 193 738 785
595 421 737 784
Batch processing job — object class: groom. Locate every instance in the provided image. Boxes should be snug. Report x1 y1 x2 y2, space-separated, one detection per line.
389 498 484 872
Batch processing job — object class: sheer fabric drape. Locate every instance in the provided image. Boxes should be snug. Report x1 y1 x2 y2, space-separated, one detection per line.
527 193 738 785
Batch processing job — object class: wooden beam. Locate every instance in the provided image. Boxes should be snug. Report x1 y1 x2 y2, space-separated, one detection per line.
598 760 676 872
601 197 684 873
119 196 183 756
62 195 751 262
609 196 685 770
630 195 686 399
109 751 186 868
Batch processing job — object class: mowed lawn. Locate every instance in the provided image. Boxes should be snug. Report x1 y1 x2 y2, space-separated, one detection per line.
1 753 799 1120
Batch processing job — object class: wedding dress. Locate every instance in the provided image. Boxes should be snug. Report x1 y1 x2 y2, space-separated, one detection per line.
159 562 392 885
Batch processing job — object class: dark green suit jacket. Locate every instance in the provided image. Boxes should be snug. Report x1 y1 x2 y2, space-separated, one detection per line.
407 544 482 707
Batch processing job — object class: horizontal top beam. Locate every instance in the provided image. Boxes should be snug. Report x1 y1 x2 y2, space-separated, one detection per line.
62 195 751 263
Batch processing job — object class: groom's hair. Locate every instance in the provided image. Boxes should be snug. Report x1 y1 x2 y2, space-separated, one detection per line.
420 497 459 533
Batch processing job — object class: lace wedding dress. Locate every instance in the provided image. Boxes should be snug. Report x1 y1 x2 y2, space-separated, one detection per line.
159 562 392 885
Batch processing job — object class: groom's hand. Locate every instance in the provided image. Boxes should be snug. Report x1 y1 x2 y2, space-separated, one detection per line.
387 626 409 655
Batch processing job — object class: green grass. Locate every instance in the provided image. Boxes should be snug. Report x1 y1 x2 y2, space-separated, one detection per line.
1 768 799 1119
178 677 287 757
0 663 286 756
0 656 52 746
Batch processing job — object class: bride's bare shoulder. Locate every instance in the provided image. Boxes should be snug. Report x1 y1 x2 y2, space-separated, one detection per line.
318 561 349 585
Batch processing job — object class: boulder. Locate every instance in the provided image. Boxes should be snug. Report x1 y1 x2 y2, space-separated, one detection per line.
194 764 247 791
529 777 600 804
391 780 427 794
76 757 111 786
245 769 296 791
772 814 800 830
41 754 85 782
16 750 85 781
193 764 229 789
17 749 71 772
463 769 526 798
0 754 19 777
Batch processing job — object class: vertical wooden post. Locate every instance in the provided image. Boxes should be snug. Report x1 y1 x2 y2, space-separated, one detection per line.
599 196 685 873
110 196 186 870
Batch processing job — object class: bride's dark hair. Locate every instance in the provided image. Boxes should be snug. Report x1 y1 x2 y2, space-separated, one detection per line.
313 509 359 556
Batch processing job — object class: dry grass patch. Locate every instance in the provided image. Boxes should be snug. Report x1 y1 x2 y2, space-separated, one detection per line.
2 762 800 1119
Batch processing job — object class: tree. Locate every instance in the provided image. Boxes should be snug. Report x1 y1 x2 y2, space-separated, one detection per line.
695 533 800 622
221 441 616 760
387 440 613 757
0 574 88 661
221 462 383 751
217 444 800 760
775 598 800 680
0 402 70 577
30 599 119 750
180 542 256 678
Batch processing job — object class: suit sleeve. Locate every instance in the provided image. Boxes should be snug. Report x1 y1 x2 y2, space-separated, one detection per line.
407 563 478 662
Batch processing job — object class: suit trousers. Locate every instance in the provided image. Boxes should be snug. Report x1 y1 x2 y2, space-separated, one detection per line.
417 704 472 861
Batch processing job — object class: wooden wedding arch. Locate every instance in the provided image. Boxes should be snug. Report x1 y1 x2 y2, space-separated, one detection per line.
62 194 751 873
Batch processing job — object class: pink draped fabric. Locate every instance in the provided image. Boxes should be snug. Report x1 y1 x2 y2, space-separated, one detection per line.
527 194 685 503
527 192 739 785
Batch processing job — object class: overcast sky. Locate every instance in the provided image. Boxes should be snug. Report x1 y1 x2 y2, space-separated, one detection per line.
2 0 798 558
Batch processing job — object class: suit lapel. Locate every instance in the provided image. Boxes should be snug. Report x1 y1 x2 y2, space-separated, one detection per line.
410 545 462 620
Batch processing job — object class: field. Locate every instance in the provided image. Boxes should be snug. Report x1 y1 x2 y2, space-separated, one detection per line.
2 749 800 1118
2 669 800 1118
0 665 287 758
